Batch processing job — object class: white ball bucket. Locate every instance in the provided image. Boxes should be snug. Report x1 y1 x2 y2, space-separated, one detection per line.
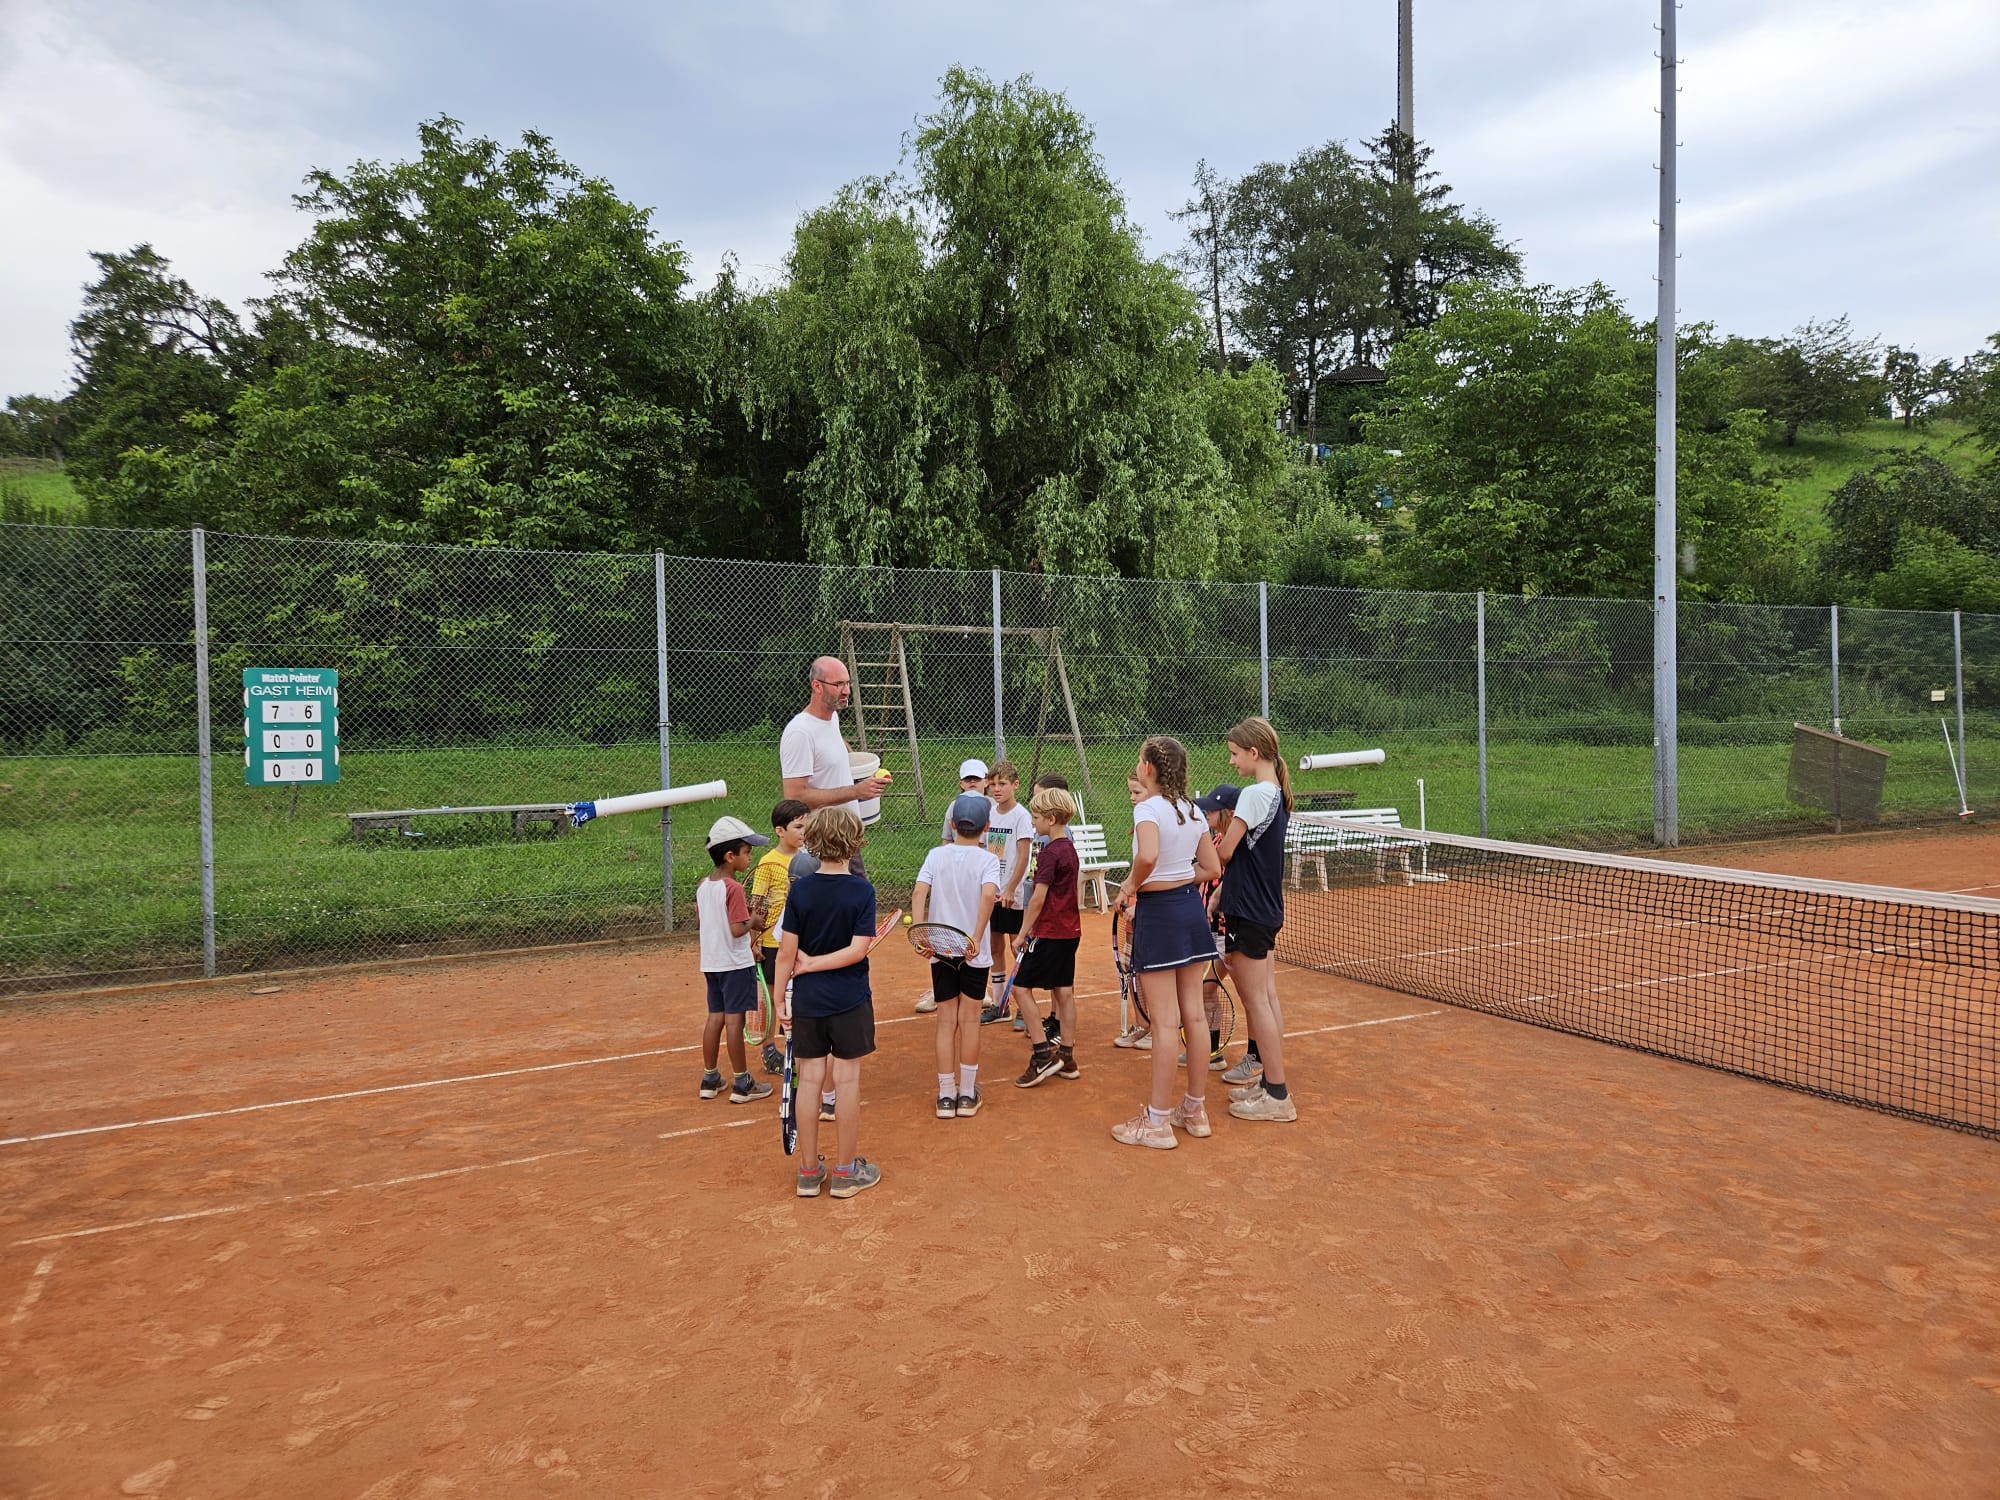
849 751 883 826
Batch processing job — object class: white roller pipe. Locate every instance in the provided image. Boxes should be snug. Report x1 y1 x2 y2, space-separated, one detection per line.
1298 749 1387 772
573 779 729 825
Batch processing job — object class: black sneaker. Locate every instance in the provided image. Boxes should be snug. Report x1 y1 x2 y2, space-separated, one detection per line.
730 1076 773 1104
955 1088 984 1118
936 1094 957 1119
1056 1046 1079 1080
699 1070 724 1099
761 1041 785 1075
818 1097 837 1123
1015 1044 1061 1089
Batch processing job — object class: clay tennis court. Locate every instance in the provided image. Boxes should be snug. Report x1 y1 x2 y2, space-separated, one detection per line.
3 825 1997 1497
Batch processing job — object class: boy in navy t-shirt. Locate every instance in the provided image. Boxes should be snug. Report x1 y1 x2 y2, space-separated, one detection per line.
774 805 883 1199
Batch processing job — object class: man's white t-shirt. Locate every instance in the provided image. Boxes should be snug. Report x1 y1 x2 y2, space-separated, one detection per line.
780 710 851 793
983 802 1035 905
915 843 1002 968
1133 794 1206 885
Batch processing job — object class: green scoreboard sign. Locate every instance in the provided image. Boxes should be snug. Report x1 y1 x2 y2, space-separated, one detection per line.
243 668 339 785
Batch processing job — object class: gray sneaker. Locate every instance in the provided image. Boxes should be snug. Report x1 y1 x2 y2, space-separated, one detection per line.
829 1157 882 1198
729 1076 773 1104
796 1156 828 1197
1221 1055 1263 1087
699 1070 724 1099
1229 1087 1298 1123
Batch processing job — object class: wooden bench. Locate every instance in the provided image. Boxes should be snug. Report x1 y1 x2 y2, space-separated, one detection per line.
1069 822 1131 911
1285 807 1418 888
347 803 577 841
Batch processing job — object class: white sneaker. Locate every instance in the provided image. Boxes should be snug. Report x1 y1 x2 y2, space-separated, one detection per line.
1228 1087 1298 1123
1228 1080 1264 1104
1112 1028 1152 1050
914 992 937 1014
1111 1108 1177 1149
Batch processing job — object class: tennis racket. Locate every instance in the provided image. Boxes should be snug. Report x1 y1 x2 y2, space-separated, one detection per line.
1202 957 1238 1048
748 961 776 1048
1112 902 1142 1028
992 935 1033 1018
908 921 973 964
779 909 901 1157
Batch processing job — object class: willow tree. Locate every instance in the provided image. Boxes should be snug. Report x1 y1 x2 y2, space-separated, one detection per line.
760 67 1283 578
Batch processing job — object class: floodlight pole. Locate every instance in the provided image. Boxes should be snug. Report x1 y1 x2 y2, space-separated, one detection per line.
1651 0 1679 848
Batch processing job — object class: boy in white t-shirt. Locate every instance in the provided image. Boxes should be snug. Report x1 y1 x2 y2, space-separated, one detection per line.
978 761 1036 1026
913 793 1001 1119
697 816 775 1105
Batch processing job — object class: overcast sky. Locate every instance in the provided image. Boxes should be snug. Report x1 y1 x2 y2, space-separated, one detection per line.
2 0 1996 398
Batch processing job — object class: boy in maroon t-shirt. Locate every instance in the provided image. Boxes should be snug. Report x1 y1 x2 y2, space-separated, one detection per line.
1012 786 1084 1087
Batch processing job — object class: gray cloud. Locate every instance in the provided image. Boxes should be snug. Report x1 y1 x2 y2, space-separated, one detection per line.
2 0 1995 397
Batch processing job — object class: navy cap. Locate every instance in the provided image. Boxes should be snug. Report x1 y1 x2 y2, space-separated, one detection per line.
1194 784 1241 814
949 792 992 831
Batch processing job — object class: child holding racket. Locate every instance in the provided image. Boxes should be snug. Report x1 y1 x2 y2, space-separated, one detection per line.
1012 784 1082 1088
748 798 809 1073
1214 717 1296 1123
912 793 1002 1118
697 816 775 1105
774 806 883 1198
978 762 1036 1026
1111 773 1154 1050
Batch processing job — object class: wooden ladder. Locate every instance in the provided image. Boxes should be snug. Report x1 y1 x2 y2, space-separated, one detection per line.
837 622 928 819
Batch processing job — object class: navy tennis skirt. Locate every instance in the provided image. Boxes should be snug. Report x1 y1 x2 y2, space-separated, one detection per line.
1130 884 1217 973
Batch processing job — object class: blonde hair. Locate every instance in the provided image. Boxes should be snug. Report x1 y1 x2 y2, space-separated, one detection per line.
803 805 865 862
1028 786 1077 824
1227 716 1294 811
1139 735 1193 824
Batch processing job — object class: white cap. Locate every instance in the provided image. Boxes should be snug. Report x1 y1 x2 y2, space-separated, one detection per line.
705 814 768 851
959 758 989 780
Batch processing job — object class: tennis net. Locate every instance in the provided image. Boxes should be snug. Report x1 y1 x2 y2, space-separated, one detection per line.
1277 815 2000 1138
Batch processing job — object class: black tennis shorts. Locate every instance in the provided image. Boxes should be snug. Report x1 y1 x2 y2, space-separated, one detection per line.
990 904 1024 936
1014 936 1078 990
790 1002 877 1060
931 960 991 1005
704 967 759 1014
1223 916 1281 961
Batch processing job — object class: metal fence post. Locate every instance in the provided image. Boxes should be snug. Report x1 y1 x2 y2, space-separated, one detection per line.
991 567 1005 758
1830 603 1841 735
655 551 673 932
1258 580 1271 722
1955 608 1966 795
1476 589 1488 838
192 527 217 977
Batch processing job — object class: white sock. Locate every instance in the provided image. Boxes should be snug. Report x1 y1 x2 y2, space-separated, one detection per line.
821 1089 836 1106
958 1064 978 1095
1146 1105 1171 1127
938 1073 955 1098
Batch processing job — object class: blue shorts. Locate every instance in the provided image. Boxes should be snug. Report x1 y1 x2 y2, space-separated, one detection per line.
1131 885 1216 973
705 967 759 1014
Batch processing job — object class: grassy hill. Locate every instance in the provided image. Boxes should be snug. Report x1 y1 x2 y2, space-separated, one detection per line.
1765 418 1985 544
0 459 84 519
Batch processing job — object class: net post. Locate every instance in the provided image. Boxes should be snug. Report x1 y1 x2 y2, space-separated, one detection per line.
1830 603 1841 736
1476 589 1488 838
1258 580 1271 722
1955 608 1966 800
192 527 216 978
655 550 673 933
1651 0 1680 849
992 568 1005 758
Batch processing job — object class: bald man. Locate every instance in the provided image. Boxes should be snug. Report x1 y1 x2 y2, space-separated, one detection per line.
780 656 892 838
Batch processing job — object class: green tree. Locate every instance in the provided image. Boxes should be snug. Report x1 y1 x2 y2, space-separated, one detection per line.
1881 345 1954 429
760 68 1282 577
1362 125 1520 344
1825 453 2000 594
1722 316 1883 446
196 118 711 549
1169 158 1233 375
62 245 251 517
0 395 73 459
1370 282 1780 599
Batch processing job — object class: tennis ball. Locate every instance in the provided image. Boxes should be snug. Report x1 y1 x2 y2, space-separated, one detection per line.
902 912 912 924
879 769 893 783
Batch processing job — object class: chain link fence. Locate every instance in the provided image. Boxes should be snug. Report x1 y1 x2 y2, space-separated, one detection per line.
5 521 1994 994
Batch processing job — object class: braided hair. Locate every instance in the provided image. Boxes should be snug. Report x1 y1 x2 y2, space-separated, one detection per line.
1139 735 1194 825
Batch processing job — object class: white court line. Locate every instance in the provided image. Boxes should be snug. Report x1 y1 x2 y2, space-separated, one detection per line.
1284 1010 1442 1039
658 1118 760 1141
8 1255 54 1327
0 1014 932 1149
16 1149 587 1247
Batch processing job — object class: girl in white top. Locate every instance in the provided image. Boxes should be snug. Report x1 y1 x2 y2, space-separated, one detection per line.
1111 736 1222 1152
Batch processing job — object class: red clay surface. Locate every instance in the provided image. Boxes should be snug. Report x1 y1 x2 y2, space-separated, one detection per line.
2 826 1997 1497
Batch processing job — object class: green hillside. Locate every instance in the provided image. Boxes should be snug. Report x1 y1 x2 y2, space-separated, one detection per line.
1766 418 1984 544
0 459 84 519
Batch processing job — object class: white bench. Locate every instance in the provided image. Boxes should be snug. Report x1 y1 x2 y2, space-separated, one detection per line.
1285 808 1419 888
1069 822 1130 911
347 803 576 841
